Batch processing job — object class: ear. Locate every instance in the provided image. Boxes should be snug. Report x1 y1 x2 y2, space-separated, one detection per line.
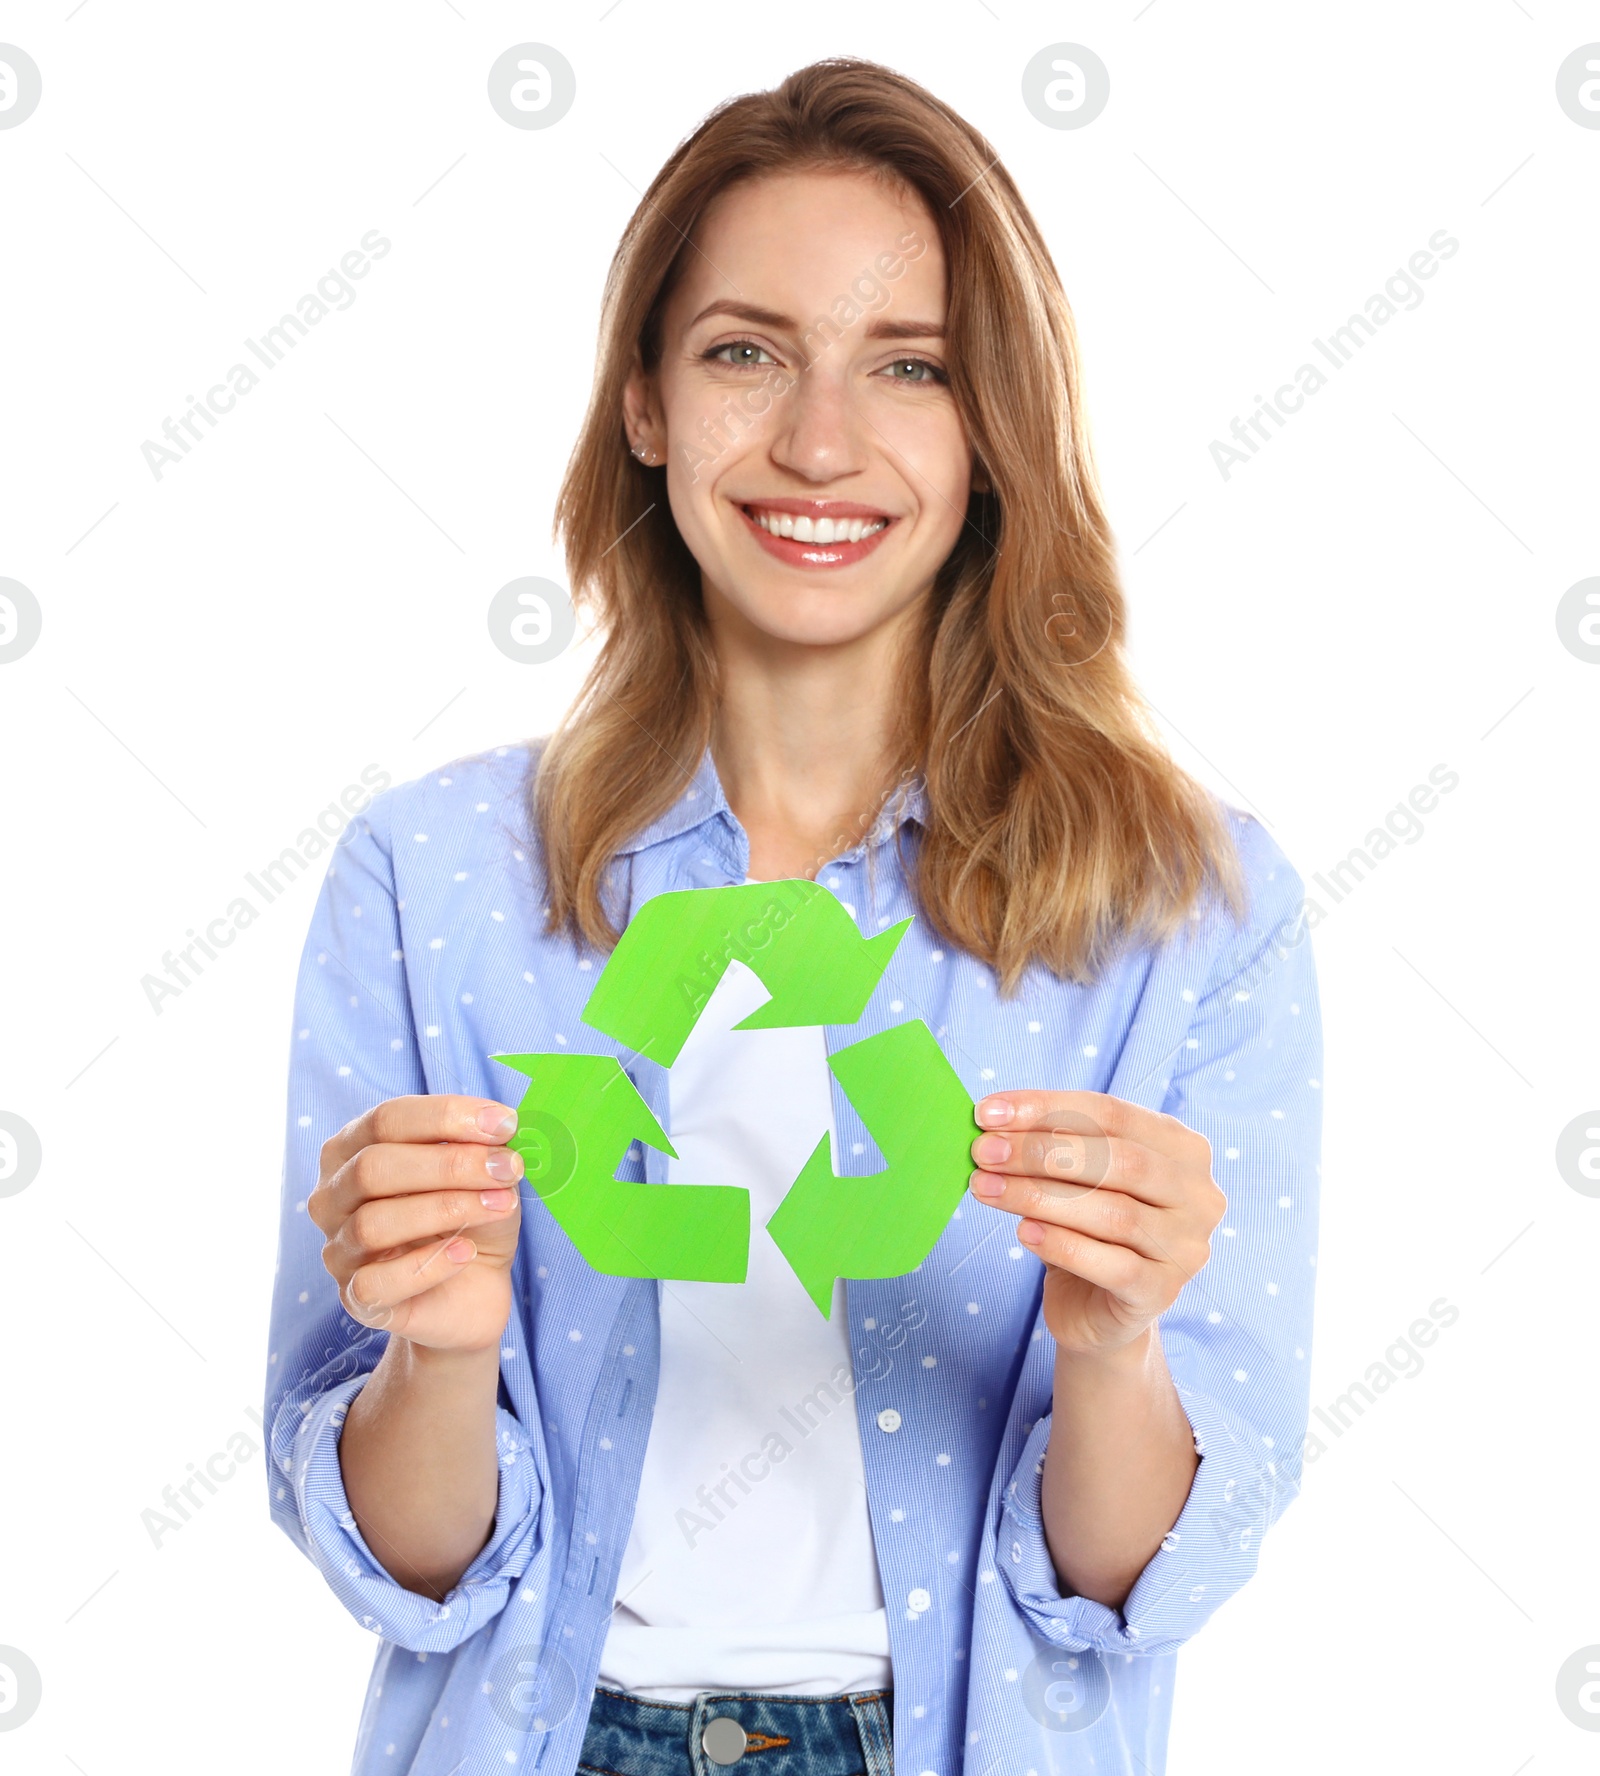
621 359 664 459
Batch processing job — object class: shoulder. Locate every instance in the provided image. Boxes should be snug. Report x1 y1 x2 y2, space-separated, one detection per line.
345 739 546 874
1224 803 1307 930
353 740 542 843
1190 798 1312 993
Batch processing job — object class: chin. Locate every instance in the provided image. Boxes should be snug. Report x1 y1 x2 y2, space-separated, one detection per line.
741 602 891 649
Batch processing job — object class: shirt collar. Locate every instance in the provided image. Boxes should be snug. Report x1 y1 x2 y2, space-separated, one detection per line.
855 769 928 857
613 749 927 863
611 749 729 857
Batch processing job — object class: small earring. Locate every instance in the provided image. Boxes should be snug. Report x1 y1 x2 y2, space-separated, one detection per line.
631 443 656 464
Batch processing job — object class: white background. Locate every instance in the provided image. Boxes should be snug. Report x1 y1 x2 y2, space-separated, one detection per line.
1 2 1596 1771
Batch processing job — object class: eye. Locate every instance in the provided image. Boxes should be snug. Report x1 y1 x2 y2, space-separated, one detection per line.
878 356 949 386
705 339 778 368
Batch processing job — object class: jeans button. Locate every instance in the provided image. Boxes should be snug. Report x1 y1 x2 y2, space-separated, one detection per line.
701 1716 748 1765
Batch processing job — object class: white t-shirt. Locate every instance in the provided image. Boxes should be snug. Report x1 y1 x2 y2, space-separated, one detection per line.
594 948 892 1701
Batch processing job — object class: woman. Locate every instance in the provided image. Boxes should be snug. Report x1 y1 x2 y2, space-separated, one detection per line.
266 57 1321 1776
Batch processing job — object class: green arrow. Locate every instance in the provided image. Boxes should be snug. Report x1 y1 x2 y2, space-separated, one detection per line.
765 1018 977 1316
490 1052 749 1282
580 879 910 1068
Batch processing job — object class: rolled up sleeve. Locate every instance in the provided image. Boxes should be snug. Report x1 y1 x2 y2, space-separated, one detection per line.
262 784 545 1652
275 1367 543 1651
997 816 1322 1654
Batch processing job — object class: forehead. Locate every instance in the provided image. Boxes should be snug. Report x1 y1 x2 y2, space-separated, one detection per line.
661 167 946 331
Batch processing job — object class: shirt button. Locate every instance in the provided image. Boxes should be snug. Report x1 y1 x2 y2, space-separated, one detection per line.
877 1408 902 1433
907 1587 932 1612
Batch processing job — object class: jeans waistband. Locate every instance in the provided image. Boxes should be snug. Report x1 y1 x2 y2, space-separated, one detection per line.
577 1684 894 1776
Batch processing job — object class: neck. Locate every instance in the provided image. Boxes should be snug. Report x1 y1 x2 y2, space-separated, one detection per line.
706 596 921 882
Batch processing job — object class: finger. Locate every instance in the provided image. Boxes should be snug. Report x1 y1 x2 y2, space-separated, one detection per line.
1014 1216 1168 1308
969 1170 1184 1265
328 1182 522 1276
313 1136 525 1231
339 1230 481 1330
319 1094 518 1178
968 1127 1185 1206
975 1089 1207 1167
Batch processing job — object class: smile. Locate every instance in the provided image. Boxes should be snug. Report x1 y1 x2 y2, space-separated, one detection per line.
751 510 886 543
738 501 895 569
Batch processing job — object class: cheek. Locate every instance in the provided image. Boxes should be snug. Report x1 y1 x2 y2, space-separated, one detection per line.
666 392 770 516
663 468 722 565
662 417 739 534
878 405 971 542
671 378 727 433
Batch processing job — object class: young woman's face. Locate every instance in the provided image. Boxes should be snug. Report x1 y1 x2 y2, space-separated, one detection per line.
627 169 979 651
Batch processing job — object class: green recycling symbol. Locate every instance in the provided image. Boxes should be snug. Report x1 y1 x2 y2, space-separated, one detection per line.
491 879 976 1315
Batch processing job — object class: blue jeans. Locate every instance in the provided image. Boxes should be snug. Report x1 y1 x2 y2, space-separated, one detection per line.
576 1684 894 1776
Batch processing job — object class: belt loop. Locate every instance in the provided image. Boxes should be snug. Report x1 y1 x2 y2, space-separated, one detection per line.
849 1692 895 1776
685 1693 715 1776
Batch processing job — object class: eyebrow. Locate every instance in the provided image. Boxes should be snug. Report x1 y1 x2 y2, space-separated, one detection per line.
687 298 944 341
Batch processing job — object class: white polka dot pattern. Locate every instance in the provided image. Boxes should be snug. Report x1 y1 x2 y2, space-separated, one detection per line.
263 742 1322 1776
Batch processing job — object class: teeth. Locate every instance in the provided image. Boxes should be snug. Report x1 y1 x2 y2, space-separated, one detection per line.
750 509 887 544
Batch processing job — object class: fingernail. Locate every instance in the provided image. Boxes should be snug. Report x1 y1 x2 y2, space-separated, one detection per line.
1018 1220 1043 1245
476 1104 517 1137
970 1171 1005 1199
974 1134 1011 1165
976 1097 1014 1127
484 1148 523 1182
480 1187 516 1210
445 1237 476 1262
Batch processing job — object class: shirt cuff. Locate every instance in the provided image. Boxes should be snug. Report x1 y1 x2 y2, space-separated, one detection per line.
996 1383 1298 1657
281 1372 543 1652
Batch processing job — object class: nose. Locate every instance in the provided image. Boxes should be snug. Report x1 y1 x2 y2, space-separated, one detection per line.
765 358 870 484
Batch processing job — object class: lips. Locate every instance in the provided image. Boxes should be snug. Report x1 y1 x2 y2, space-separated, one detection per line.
737 500 895 569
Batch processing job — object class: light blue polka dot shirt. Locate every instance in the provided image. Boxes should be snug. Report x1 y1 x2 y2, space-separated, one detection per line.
264 739 1322 1775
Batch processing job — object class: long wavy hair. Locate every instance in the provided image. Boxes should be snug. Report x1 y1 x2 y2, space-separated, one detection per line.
536 56 1245 993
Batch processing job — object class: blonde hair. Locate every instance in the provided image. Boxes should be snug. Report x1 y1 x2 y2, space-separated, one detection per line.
537 56 1245 992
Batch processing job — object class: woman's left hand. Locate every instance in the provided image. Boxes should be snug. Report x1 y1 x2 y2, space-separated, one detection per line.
968 1091 1225 1357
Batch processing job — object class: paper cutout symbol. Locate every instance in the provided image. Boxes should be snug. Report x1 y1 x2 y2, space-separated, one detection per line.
492 1052 749 1283
766 1019 975 1314
490 879 977 1314
580 879 911 1067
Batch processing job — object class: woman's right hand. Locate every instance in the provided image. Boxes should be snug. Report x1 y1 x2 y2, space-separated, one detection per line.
310 1095 525 1354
